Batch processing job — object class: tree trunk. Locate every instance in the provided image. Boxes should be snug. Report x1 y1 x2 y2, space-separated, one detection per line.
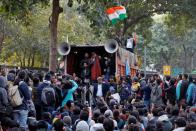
27 53 31 67
0 33 4 53
49 0 63 72
31 53 35 67
183 44 187 73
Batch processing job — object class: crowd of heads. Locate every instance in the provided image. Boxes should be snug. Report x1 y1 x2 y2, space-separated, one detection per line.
0 69 196 131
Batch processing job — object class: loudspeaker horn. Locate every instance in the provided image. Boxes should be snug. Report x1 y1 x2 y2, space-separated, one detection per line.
104 39 119 53
57 42 71 56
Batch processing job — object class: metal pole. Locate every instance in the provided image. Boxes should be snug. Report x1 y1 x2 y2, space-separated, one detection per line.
64 56 67 75
144 45 147 78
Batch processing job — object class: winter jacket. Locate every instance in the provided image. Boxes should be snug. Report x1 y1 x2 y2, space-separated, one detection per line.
62 80 78 107
141 83 151 101
161 121 173 131
93 83 109 98
14 81 30 110
37 80 51 105
192 84 196 105
165 85 176 102
118 84 130 101
176 80 182 100
186 83 195 104
179 80 189 100
0 87 9 109
151 85 162 105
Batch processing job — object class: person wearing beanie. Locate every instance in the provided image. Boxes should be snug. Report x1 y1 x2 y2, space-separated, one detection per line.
7 73 16 93
0 76 8 121
63 116 72 131
76 120 89 131
7 73 15 82
90 123 105 131
104 109 113 119
0 75 7 88
158 115 173 131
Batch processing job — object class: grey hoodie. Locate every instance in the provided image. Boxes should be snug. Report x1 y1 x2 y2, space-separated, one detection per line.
0 76 8 106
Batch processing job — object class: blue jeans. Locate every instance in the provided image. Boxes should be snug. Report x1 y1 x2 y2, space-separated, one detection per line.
13 110 28 128
144 100 150 110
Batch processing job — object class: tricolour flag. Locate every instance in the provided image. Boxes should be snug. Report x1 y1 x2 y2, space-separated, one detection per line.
106 7 119 25
106 6 127 24
113 6 127 20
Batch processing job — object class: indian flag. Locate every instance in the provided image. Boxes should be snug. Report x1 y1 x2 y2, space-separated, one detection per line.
106 6 127 24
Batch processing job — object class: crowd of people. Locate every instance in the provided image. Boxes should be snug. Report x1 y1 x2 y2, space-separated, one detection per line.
0 69 196 131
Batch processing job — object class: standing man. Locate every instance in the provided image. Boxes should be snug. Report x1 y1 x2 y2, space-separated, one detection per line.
151 79 163 106
90 52 102 82
179 74 189 106
13 70 30 130
93 77 109 100
37 73 56 114
138 72 146 98
176 74 182 102
80 52 91 82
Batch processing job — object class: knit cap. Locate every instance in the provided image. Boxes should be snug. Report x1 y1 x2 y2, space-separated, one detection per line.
76 120 89 131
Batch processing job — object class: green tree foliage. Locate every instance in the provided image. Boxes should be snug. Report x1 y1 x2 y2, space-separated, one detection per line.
147 21 196 72
0 5 96 68
77 0 195 40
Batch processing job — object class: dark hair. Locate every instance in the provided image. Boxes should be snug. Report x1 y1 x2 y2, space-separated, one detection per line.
189 76 193 83
37 120 48 130
172 108 179 116
128 116 137 125
128 124 140 131
140 72 145 78
183 74 188 79
146 123 157 131
66 100 73 109
80 110 89 121
28 119 37 131
113 109 120 120
1 117 19 129
18 70 26 80
178 74 182 79
32 74 40 86
93 111 101 123
170 78 176 86
152 107 162 117
138 108 144 116
156 121 163 131
42 112 51 123
98 115 105 124
185 122 196 131
53 119 64 131
130 110 140 120
73 106 81 115
156 79 162 85
165 76 171 81
100 106 108 114
175 117 186 127
103 118 114 131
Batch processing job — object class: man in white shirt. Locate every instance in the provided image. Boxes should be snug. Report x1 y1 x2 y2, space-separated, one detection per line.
93 77 109 99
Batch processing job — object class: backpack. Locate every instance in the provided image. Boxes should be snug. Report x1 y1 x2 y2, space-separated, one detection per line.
8 85 23 107
41 85 56 106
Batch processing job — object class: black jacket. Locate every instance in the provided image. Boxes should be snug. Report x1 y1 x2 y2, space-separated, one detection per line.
180 80 189 100
93 83 109 98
